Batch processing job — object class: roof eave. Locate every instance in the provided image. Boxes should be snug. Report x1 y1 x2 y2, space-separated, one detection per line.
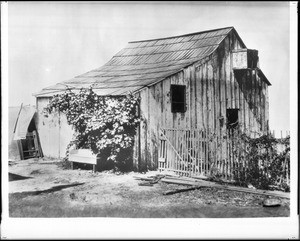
257 68 271 86
134 55 214 93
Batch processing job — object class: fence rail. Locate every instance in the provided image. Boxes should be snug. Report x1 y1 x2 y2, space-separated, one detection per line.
159 127 290 184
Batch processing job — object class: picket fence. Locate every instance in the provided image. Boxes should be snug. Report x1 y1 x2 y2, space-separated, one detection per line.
158 127 290 183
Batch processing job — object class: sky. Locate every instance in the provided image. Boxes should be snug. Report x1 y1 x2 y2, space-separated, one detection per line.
5 1 293 133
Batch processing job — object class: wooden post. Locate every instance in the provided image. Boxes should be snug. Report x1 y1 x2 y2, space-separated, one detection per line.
200 130 203 174
13 103 23 135
32 130 39 157
93 164 96 173
17 140 24 160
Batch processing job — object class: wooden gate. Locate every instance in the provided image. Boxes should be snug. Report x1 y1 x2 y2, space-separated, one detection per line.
158 127 243 179
159 128 211 177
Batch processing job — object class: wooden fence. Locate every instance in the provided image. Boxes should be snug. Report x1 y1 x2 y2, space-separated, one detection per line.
159 127 290 183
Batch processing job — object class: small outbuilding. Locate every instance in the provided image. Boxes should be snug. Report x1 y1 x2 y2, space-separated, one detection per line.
34 27 271 177
9 105 42 160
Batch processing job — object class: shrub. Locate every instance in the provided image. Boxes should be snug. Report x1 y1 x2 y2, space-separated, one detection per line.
44 87 140 172
233 133 290 191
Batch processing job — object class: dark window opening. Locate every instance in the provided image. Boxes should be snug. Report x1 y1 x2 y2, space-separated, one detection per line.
226 109 239 129
171 85 186 113
27 118 36 132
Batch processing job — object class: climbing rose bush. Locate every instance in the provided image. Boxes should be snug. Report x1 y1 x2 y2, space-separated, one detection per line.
44 87 140 171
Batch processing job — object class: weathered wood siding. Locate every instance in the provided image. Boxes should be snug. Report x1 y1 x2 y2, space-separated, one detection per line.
35 30 269 171
36 97 73 159
138 30 270 170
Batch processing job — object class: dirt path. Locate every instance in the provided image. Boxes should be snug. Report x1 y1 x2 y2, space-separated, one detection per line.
9 158 290 218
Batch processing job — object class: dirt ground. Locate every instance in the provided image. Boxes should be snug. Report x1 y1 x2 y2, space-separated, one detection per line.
8 157 290 218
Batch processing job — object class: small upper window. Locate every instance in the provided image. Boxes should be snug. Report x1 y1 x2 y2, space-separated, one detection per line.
226 109 239 129
171 85 186 113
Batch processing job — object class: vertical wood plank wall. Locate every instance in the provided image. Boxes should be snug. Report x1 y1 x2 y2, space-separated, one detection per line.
139 30 270 170
36 97 73 159
35 31 270 171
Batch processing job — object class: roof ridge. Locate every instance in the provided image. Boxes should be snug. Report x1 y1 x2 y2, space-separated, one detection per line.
114 43 219 57
128 26 234 43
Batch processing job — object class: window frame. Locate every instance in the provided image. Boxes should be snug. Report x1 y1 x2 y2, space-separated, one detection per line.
170 84 187 113
226 108 239 129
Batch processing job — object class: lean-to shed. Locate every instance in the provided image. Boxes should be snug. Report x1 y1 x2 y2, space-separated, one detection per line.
9 105 42 160
34 26 271 173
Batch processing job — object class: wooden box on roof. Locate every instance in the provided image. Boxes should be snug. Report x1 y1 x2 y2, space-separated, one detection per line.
232 48 259 69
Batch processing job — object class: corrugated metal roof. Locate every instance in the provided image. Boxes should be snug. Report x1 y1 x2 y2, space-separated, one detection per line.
35 26 242 97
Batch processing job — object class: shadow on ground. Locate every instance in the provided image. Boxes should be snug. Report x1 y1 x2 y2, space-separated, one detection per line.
11 183 85 199
9 173 32 182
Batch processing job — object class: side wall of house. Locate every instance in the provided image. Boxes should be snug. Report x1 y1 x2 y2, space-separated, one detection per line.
211 32 269 135
36 97 74 159
138 30 270 170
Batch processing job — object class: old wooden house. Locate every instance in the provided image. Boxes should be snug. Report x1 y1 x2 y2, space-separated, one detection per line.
34 27 271 178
